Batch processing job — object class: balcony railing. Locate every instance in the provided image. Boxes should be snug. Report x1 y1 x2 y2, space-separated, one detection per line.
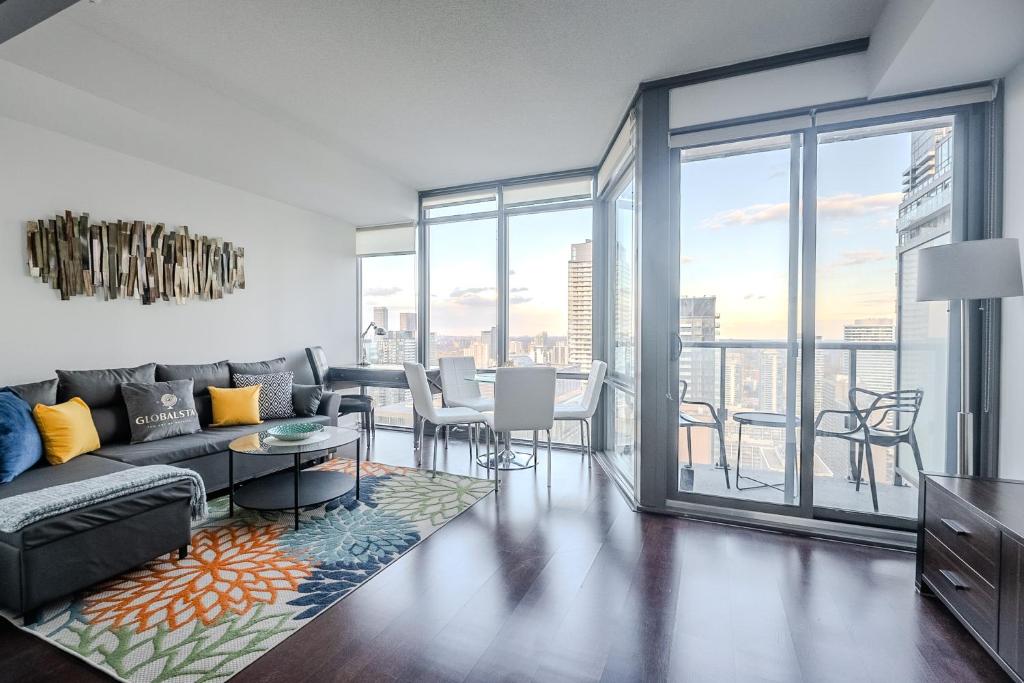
680 338 899 482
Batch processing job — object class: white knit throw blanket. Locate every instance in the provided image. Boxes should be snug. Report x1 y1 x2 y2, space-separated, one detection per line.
0 465 207 533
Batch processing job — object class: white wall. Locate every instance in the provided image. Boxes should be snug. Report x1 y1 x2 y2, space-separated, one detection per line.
1000 61 1024 478
0 116 356 386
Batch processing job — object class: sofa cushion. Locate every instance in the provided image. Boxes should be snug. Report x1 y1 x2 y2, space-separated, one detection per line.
234 371 295 419
156 361 231 395
0 391 42 483
229 357 286 377
57 364 156 444
122 379 202 444
0 478 193 550
56 363 157 407
0 454 131 500
91 415 331 467
293 383 324 417
4 378 58 408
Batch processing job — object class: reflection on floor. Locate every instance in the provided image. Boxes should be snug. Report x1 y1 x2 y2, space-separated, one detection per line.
678 463 919 518
0 428 1004 682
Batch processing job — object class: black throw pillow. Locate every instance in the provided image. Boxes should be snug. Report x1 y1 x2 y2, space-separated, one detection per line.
121 379 202 444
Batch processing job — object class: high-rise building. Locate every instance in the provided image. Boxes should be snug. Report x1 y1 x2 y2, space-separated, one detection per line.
843 318 895 395
373 306 389 330
567 239 593 367
897 127 953 249
399 312 416 333
679 296 718 402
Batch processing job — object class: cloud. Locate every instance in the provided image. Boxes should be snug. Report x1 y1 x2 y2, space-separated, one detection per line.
510 286 529 293
743 293 767 300
446 285 497 307
510 294 533 304
699 192 903 231
830 250 889 267
450 286 495 297
364 286 402 296
681 256 695 264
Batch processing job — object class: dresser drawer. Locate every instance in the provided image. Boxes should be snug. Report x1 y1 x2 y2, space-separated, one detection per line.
925 482 1000 586
923 531 998 646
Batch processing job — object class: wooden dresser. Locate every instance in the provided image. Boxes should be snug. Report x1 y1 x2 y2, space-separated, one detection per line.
918 475 1024 682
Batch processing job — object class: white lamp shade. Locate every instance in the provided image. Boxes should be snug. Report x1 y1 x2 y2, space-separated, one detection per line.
917 238 1024 301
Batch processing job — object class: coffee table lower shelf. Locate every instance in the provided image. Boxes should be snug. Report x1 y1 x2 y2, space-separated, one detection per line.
232 470 355 525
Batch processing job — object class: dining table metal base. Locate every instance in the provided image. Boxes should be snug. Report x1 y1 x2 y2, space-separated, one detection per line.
476 448 536 471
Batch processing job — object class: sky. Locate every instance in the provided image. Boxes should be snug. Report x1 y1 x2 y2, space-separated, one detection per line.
364 124 932 343
680 129 913 340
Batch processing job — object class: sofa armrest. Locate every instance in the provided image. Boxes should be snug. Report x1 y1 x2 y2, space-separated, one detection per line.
317 391 341 426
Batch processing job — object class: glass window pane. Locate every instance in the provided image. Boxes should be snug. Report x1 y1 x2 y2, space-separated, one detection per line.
359 253 417 427
428 218 498 368
610 177 636 380
608 386 635 486
813 119 952 519
508 207 592 370
677 137 802 506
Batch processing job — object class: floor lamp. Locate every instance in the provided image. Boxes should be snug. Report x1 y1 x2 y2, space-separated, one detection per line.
917 238 1023 476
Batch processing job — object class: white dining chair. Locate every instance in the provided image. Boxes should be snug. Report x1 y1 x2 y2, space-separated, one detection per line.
554 360 606 463
439 356 494 457
482 366 556 491
404 362 486 477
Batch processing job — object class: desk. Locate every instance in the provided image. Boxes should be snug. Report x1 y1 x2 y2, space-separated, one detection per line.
327 364 441 449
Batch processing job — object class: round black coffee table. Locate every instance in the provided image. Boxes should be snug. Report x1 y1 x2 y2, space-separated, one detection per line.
227 425 361 529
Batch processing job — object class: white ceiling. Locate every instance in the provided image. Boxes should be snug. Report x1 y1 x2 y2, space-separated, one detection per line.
0 0 888 224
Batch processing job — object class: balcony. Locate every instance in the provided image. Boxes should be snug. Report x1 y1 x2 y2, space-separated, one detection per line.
678 338 919 518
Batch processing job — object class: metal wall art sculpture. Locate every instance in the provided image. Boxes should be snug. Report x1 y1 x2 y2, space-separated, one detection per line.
24 211 246 304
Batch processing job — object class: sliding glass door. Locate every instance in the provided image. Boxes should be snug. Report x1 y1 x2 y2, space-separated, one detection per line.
668 114 958 528
676 135 802 509
813 118 953 520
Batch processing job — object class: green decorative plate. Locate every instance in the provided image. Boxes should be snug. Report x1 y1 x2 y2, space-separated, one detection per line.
267 422 325 441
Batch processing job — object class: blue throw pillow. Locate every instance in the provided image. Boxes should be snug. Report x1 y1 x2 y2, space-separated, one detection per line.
0 390 43 483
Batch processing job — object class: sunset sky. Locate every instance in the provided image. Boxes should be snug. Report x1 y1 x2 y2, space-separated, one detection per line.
363 128 916 342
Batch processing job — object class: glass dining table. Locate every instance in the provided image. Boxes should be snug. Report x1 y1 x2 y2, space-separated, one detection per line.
464 372 537 471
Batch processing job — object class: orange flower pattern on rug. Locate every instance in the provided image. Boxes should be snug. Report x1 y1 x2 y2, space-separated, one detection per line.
83 524 311 632
320 458 393 478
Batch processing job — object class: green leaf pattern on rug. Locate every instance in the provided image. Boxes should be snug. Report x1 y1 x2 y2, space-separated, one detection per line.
60 604 296 683
374 470 495 525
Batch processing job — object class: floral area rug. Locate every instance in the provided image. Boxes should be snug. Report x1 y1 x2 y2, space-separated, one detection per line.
3 459 493 682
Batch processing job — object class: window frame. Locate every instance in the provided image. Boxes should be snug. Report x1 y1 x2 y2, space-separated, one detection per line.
417 169 597 380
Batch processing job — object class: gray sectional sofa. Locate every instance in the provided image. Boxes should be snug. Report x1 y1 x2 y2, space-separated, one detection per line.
0 357 341 623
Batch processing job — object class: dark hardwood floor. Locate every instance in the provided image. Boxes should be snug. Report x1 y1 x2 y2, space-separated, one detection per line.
0 430 1010 682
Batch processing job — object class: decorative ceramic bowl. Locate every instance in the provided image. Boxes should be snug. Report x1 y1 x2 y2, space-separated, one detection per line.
267 423 325 441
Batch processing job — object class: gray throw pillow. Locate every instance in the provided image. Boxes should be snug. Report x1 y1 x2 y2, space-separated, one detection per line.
292 384 324 417
234 372 295 419
121 379 202 444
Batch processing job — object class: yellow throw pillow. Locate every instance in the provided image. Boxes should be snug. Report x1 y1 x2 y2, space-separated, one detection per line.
33 397 101 465
209 385 262 427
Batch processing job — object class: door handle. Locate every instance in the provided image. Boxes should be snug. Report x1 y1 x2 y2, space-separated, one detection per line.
671 333 683 361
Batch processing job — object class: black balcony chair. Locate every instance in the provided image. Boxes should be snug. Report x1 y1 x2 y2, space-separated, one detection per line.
813 387 924 512
679 380 730 490
305 346 376 439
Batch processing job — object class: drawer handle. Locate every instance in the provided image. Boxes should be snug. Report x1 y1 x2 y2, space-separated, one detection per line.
940 518 970 536
939 569 969 591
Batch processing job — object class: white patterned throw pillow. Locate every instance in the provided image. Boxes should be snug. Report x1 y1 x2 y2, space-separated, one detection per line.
233 371 295 419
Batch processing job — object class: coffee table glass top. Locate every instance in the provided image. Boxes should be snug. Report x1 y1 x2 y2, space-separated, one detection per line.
229 425 360 456
466 373 496 384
